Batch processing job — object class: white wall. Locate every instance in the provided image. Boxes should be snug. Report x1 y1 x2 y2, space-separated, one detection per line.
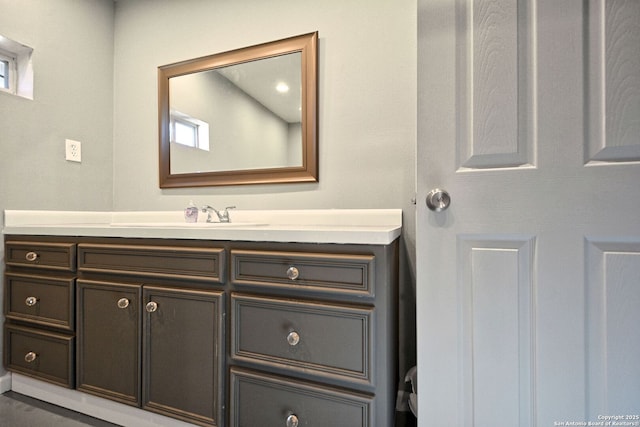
0 0 115 380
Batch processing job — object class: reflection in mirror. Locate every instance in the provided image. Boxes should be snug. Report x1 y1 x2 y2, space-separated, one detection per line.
159 32 317 188
169 53 302 174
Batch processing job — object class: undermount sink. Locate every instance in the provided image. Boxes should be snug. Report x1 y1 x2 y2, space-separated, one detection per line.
110 222 267 228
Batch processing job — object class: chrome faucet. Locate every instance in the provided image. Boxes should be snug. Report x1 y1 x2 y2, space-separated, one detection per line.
202 205 236 223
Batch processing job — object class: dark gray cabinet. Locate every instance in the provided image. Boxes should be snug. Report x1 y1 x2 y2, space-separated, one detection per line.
75 242 225 427
76 280 223 426
3 240 77 388
228 244 398 427
76 279 141 406
230 368 373 426
142 286 223 426
4 236 399 427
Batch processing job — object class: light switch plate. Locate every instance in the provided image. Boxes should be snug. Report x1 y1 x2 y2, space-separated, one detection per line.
65 139 82 162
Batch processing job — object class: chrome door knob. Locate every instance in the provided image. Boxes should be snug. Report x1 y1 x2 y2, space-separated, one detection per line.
286 266 300 280
287 331 300 346
426 188 451 212
117 298 130 309
286 414 299 427
145 301 158 313
24 351 38 363
25 296 38 307
25 251 39 262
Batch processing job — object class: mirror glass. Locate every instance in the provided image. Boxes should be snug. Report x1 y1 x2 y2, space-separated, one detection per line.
159 32 318 188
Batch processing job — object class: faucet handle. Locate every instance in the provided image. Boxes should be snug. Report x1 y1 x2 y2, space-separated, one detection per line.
224 206 236 212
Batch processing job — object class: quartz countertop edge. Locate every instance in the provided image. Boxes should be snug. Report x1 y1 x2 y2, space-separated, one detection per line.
2 209 402 245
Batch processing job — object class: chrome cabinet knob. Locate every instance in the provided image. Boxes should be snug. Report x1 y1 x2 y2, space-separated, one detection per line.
25 296 38 307
286 266 300 280
25 251 39 262
287 331 300 346
117 298 130 309
286 414 299 427
426 188 451 212
24 351 37 363
145 301 158 313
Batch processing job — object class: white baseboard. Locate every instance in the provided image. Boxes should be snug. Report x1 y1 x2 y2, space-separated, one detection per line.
11 374 196 427
0 372 11 393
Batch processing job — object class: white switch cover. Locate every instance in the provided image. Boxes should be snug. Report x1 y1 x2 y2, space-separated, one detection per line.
65 139 82 162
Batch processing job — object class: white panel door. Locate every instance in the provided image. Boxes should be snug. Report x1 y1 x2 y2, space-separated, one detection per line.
416 0 640 426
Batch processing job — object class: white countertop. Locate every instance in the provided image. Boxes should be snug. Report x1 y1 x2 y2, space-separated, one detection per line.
2 209 402 245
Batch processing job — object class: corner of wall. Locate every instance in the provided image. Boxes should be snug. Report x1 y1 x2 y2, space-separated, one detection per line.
0 372 12 393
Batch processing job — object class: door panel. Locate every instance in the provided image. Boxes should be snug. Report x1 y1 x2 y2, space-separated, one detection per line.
587 0 640 162
76 280 141 406
417 0 640 425
456 0 536 169
143 286 223 427
458 237 535 426
585 239 640 418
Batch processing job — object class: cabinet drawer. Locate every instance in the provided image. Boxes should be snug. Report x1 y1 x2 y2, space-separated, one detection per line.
5 241 76 272
78 244 225 283
4 324 74 388
229 368 372 427
5 273 75 331
231 293 373 388
231 250 375 298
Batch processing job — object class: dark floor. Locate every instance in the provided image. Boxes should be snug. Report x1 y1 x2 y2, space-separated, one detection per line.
0 391 120 427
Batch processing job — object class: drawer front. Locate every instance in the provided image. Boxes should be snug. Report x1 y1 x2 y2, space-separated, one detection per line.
4 324 75 388
229 368 372 427
5 273 75 331
231 293 373 387
78 244 225 283
231 250 375 299
5 241 76 272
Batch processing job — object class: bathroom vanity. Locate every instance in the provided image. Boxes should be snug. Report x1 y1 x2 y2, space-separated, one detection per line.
2 209 401 427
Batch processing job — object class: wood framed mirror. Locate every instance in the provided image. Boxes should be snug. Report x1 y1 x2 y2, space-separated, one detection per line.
159 32 318 188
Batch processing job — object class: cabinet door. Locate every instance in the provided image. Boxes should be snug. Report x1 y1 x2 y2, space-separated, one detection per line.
143 286 224 427
76 280 141 406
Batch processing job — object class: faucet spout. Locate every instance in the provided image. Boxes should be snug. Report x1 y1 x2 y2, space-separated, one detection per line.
202 205 236 223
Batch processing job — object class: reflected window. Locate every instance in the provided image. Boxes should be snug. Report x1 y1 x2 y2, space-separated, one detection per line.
170 110 209 151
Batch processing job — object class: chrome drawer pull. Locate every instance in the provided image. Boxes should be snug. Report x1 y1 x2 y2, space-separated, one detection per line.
25 251 39 262
286 266 299 280
286 414 299 427
117 298 130 309
287 331 300 346
24 352 38 363
25 296 38 307
145 301 158 313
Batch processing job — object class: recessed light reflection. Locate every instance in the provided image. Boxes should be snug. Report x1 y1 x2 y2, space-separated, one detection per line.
276 82 289 93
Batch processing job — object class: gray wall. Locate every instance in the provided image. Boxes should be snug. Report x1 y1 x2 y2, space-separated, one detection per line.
0 0 114 211
1 0 416 388
112 0 416 217
0 0 115 378
113 2 417 378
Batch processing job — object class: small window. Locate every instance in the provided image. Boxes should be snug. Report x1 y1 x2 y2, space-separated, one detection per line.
0 52 15 92
173 117 199 148
170 110 210 151
0 35 34 99
0 59 8 88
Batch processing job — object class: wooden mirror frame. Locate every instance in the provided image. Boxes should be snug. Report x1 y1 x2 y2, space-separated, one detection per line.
159 32 318 188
